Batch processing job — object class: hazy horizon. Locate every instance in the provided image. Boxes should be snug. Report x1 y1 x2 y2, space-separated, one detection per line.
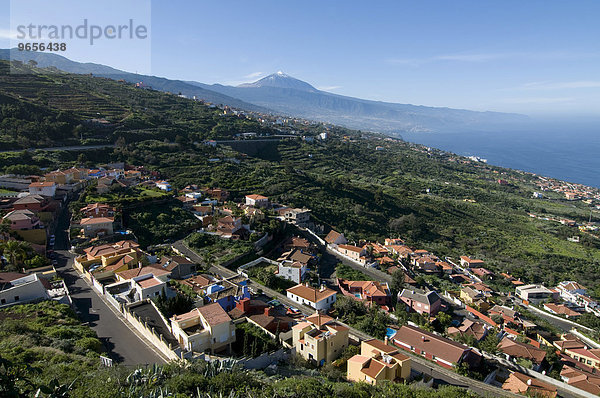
1 0 600 117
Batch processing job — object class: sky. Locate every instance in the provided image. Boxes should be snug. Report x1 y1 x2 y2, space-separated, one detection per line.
1 0 600 116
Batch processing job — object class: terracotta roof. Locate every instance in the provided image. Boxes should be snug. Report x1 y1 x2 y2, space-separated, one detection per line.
324 230 343 244
137 277 162 288
197 303 231 326
395 325 473 364
338 244 364 253
0 272 27 284
498 337 547 363
116 266 170 280
29 182 55 187
79 217 114 225
364 339 397 354
287 284 336 302
361 358 386 378
502 372 557 397
245 194 268 200
544 303 581 317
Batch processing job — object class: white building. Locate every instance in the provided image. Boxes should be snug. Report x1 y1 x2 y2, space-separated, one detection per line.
245 194 269 207
278 261 307 284
286 283 337 311
556 281 587 303
515 284 558 304
132 274 167 301
0 273 49 307
281 208 311 227
155 181 172 191
28 181 57 197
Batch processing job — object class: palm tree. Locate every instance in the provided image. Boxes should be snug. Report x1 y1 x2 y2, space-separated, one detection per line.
0 241 31 271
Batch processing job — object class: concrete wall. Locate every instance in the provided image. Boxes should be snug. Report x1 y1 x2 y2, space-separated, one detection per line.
123 302 183 361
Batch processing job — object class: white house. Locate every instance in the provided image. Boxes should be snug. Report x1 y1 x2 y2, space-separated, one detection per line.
286 283 337 311
556 281 587 303
28 181 57 197
132 274 167 301
0 273 49 307
278 261 307 284
155 181 172 191
515 284 558 304
245 194 269 207
324 230 347 246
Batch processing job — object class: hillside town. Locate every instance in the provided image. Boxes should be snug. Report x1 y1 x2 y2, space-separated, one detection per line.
1 158 600 398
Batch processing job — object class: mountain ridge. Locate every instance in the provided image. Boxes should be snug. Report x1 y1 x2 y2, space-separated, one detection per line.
1 49 528 134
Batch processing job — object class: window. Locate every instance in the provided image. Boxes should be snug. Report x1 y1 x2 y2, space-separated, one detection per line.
1 299 5 304
14 296 19 301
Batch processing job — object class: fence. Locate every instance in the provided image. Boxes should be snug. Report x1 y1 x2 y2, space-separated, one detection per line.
304 228 326 246
237 256 279 274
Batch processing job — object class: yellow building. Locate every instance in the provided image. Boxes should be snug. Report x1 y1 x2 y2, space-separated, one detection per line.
74 240 141 279
292 313 349 366
347 339 411 385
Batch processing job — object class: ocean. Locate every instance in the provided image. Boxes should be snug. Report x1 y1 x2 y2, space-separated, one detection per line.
402 126 600 188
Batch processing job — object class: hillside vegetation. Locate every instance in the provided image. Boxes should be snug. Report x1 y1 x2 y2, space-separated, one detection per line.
1 61 599 293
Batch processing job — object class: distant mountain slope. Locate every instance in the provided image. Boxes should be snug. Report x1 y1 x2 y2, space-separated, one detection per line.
1 49 528 133
195 73 528 134
0 49 268 112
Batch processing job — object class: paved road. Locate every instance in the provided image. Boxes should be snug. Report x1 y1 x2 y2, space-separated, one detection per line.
53 206 165 366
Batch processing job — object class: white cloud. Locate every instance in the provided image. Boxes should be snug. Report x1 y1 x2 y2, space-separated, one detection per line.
243 71 264 79
316 85 341 91
0 29 17 40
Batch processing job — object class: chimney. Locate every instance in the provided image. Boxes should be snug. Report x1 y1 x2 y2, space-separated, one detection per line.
527 379 532 386
320 285 326 292
240 297 250 312
264 306 273 316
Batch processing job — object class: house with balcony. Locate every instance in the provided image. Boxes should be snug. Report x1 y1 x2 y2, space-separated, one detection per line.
336 244 369 265
292 313 349 366
337 278 391 308
74 240 141 279
78 217 114 238
170 303 236 354
516 284 559 304
460 256 485 268
347 339 411 385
